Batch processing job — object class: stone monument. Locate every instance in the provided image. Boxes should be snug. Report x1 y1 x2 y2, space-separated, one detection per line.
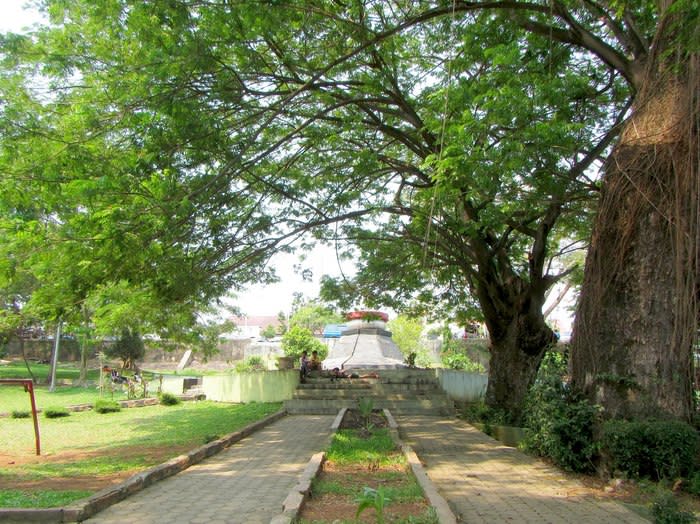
322 311 407 370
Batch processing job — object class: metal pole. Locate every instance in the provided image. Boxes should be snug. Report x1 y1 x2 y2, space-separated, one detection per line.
25 382 41 455
49 321 61 392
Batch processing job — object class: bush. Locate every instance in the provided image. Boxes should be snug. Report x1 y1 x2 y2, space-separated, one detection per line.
651 492 696 524
159 392 181 406
281 325 326 362
11 410 31 419
601 419 699 480
522 351 599 473
44 407 70 418
94 399 121 414
234 355 266 373
442 352 486 373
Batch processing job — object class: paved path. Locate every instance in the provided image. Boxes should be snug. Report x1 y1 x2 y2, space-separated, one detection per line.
84 414 335 524
397 416 649 523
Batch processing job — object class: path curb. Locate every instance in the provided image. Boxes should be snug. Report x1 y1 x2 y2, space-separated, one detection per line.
0 409 287 523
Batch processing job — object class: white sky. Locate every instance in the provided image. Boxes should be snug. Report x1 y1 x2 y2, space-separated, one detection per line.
1 1 355 317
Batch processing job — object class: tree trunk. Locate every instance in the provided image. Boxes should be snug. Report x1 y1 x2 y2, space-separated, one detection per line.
486 311 553 423
478 269 556 423
571 36 698 420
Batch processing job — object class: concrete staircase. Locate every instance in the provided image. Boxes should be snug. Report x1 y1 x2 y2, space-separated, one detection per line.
284 368 454 416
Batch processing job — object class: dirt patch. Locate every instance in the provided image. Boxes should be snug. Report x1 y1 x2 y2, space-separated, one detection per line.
0 443 193 491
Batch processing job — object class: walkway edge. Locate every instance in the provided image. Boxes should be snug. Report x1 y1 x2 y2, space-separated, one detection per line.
0 409 287 523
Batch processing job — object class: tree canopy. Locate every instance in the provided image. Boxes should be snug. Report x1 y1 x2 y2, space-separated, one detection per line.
1 0 695 420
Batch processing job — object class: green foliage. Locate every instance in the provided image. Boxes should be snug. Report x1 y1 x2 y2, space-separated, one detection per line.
234 355 266 373
522 352 599 473
281 325 326 362
260 324 277 340
289 303 341 335
355 486 391 524
10 410 30 419
601 419 699 480
159 392 180 406
104 328 144 369
387 315 432 368
93 399 121 414
440 338 486 373
685 471 700 496
43 407 70 418
651 492 696 524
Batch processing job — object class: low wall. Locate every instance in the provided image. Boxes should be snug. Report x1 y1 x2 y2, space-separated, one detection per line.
434 369 488 402
202 370 298 403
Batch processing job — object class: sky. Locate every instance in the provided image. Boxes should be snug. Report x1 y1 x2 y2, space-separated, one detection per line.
1 1 355 317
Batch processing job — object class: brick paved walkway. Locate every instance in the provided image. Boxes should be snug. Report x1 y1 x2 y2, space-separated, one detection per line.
397 416 649 523
84 415 335 524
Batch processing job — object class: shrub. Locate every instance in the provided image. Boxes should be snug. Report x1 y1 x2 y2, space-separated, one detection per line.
11 410 31 419
44 407 70 418
94 399 121 414
442 352 486 373
522 351 599 473
601 419 699 480
234 355 266 373
281 325 326 362
651 492 695 524
159 392 181 406
685 471 700 496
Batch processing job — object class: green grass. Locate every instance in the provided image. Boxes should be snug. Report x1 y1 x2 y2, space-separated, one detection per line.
0 384 131 413
311 472 424 502
326 429 403 467
0 361 102 381
0 489 93 508
1 400 282 507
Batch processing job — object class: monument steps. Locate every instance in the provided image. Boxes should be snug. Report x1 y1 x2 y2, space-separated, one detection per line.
285 369 455 416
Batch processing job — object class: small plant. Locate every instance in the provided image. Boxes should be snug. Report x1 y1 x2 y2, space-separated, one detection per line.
355 486 391 524
203 434 221 444
651 492 695 524
94 399 121 414
159 392 181 406
358 397 375 432
11 410 31 419
44 407 70 418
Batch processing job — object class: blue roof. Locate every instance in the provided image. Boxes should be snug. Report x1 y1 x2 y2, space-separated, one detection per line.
323 324 347 338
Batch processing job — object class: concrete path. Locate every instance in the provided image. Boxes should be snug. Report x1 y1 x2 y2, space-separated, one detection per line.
84 414 335 524
397 416 649 523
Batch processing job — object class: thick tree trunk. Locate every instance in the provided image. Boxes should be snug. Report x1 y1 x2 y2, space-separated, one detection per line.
485 310 553 423
571 48 698 420
478 268 556 423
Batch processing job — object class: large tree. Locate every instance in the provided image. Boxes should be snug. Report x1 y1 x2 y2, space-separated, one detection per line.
0 1 624 420
4 1 694 421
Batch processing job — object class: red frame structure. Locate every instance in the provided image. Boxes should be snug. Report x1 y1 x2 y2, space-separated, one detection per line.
0 379 41 455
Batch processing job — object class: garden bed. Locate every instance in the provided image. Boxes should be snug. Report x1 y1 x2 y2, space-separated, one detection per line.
297 409 438 524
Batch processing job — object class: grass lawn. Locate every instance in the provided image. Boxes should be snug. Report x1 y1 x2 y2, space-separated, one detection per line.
0 360 102 382
0 400 282 507
1 385 131 413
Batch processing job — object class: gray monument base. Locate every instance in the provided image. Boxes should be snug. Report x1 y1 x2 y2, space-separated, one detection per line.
323 327 407 370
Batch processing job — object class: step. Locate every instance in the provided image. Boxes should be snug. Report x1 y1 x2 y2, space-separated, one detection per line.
284 397 454 416
292 389 444 401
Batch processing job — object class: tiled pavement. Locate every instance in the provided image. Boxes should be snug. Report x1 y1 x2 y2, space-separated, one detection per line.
83 414 335 524
397 415 649 523
81 413 651 523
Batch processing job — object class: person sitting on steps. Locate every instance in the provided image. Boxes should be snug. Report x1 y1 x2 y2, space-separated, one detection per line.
299 350 309 383
309 350 322 372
